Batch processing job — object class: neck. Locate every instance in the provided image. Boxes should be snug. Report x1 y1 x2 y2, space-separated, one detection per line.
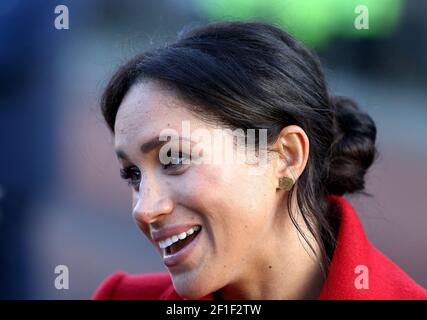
214 208 326 300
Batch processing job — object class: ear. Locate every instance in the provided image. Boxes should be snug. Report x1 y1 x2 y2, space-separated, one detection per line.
272 125 309 189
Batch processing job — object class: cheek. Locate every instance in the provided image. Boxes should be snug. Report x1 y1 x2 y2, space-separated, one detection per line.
176 164 249 211
176 164 274 242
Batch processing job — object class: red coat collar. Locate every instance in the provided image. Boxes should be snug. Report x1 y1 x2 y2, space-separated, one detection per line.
161 195 427 300
319 195 427 299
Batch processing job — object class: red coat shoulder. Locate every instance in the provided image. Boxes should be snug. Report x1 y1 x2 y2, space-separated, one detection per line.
92 272 183 300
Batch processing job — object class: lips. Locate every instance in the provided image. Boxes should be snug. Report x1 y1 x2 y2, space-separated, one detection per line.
162 226 202 268
159 225 201 251
151 223 201 243
150 223 203 268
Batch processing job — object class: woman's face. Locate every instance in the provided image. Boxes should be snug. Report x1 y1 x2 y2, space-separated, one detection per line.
113 81 290 298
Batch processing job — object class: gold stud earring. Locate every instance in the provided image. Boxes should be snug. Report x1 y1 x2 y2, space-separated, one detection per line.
279 176 294 191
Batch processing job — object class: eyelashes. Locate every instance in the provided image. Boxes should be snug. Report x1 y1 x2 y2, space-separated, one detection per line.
119 151 191 189
120 166 141 188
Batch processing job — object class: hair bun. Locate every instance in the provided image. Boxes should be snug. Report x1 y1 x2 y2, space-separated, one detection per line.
326 95 378 196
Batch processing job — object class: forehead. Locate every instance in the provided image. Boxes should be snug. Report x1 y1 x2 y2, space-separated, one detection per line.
114 81 207 151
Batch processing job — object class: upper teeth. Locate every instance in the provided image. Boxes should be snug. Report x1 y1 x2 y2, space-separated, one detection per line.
158 225 201 249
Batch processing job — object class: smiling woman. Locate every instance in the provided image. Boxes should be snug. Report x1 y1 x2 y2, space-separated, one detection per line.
92 21 427 300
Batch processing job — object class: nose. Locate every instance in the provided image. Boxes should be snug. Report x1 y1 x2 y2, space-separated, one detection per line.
132 181 175 225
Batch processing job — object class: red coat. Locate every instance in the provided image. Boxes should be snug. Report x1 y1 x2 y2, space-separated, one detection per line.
92 195 427 300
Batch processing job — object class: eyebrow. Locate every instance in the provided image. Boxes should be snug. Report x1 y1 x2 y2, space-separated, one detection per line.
115 135 194 160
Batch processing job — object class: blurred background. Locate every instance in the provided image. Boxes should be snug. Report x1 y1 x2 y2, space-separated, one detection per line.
0 0 426 299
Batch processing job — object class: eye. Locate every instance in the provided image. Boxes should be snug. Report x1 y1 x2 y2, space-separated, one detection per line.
162 150 190 171
120 166 141 189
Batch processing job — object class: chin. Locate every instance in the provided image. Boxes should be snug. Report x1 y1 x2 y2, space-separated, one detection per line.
171 273 215 299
